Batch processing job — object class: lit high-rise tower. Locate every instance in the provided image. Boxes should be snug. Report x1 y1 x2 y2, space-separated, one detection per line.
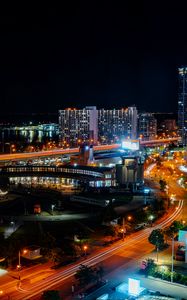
59 106 98 146
178 67 187 145
59 105 138 146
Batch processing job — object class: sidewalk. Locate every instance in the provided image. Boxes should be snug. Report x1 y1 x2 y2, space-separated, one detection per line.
72 272 187 300
136 275 187 300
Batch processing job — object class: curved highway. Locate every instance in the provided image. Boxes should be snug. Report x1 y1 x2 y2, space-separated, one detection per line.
1 199 183 300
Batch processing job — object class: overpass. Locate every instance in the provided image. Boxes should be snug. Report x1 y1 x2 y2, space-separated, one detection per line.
140 137 179 146
0 137 179 163
0 144 120 163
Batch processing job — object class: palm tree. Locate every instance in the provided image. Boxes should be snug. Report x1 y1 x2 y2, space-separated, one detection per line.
75 264 96 288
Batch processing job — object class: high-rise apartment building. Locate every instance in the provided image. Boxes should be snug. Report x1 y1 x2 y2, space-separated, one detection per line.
138 112 157 140
98 106 137 143
178 67 187 145
59 106 98 146
59 106 138 146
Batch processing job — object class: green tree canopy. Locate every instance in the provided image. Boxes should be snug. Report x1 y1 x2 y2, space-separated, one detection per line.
104 225 119 239
75 264 96 287
170 220 184 233
63 242 81 258
45 247 63 265
144 258 156 276
148 229 165 250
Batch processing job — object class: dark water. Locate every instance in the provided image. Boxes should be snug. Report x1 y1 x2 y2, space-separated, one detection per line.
0 128 59 152
0 128 58 143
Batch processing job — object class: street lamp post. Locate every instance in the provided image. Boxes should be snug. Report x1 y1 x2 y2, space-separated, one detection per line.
122 217 125 241
171 236 174 282
155 236 159 262
18 250 21 281
17 249 27 282
148 215 154 227
83 245 87 257
156 246 159 262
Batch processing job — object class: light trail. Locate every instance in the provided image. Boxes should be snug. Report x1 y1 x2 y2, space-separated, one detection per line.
0 137 179 162
12 199 183 300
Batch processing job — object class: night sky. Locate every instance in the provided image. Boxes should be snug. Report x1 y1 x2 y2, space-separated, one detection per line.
0 1 187 114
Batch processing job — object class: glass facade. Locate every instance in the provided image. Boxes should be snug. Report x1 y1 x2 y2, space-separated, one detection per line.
178 67 187 145
138 113 157 140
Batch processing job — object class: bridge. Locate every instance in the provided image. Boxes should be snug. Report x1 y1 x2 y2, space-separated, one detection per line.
0 165 110 182
140 137 179 146
0 137 179 163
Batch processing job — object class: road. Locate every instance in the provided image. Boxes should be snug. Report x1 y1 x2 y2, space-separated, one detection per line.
0 199 183 300
0 137 179 162
0 151 186 299
0 144 121 162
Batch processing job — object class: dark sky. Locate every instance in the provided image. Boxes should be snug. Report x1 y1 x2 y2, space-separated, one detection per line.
0 1 187 114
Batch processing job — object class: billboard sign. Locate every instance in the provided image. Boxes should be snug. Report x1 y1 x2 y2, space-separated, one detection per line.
122 139 139 151
128 278 141 296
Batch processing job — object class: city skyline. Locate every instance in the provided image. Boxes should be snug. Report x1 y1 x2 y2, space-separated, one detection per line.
1 2 187 113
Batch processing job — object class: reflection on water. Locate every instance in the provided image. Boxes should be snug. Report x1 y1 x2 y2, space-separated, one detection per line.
0 124 59 145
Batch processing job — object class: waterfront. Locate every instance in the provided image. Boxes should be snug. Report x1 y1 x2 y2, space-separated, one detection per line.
0 121 59 153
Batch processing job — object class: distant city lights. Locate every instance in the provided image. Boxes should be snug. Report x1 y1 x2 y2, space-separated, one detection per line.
179 165 187 173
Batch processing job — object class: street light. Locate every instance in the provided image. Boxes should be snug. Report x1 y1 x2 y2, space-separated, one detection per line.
17 250 21 281
51 204 55 213
155 236 159 262
17 249 27 282
122 217 125 241
171 236 174 283
149 215 154 227
83 245 88 257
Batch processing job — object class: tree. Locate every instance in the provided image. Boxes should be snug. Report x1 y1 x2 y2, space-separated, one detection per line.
75 264 96 287
63 242 81 258
164 227 174 244
148 229 165 250
159 179 167 192
42 290 60 300
104 225 119 241
164 221 183 244
134 209 147 223
45 248 63 265
170 220 183 233
143 258 156 276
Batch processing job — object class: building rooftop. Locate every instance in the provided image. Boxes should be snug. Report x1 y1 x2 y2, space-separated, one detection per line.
63 165 113 173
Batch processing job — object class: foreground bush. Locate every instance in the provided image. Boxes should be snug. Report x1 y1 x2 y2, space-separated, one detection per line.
141 259 187 286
